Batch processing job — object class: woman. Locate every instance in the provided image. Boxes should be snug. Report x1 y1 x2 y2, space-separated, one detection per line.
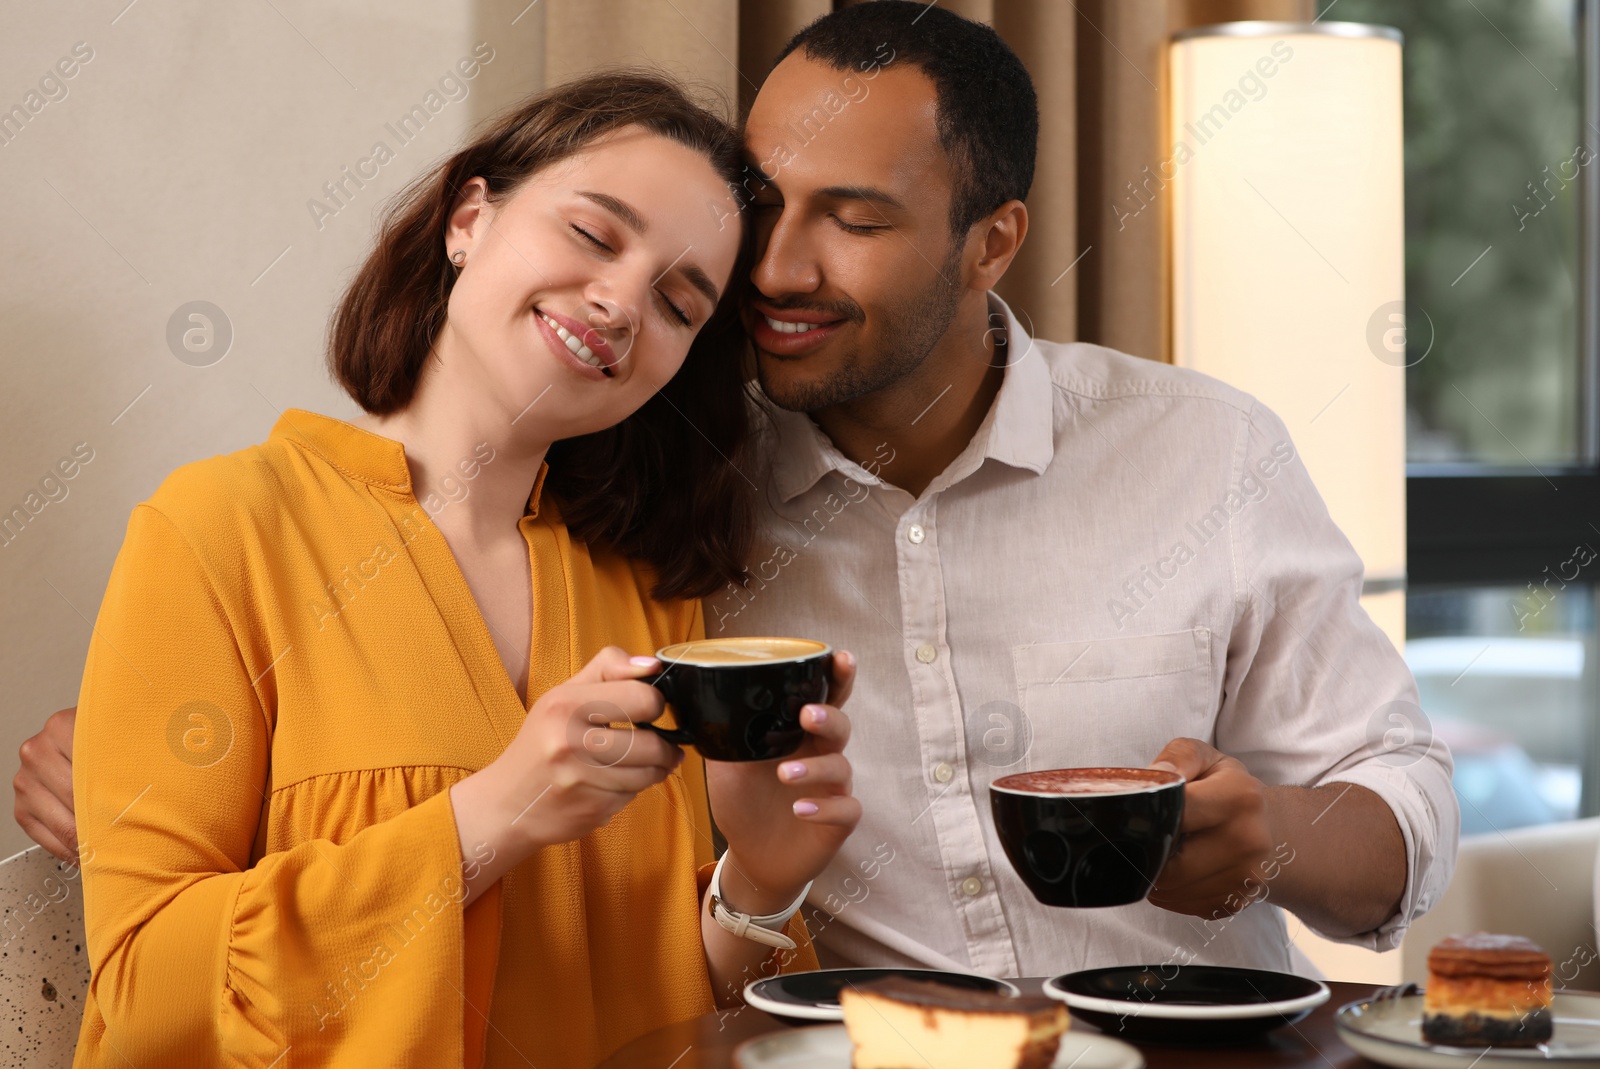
67 71 860 1068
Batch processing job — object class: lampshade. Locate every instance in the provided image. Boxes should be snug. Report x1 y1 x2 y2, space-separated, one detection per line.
1168 21 1407 652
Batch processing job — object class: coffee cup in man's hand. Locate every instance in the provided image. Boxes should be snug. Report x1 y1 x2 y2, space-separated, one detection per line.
990 767 1186 908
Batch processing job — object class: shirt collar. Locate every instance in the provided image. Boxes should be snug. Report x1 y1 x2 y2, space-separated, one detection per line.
764 291 1056 503
272 408 550 517
977 292 1055 476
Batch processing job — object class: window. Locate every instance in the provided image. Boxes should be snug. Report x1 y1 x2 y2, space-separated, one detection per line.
1407 584 1597 830
1322 0 1600 827
1333 0 1591 466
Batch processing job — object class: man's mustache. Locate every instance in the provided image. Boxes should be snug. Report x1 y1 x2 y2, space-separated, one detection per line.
746 296 865 325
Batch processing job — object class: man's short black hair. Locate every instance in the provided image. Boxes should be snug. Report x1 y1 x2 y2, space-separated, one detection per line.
773 0 1038 237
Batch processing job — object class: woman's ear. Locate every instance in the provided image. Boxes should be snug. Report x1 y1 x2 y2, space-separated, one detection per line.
444 177 493 263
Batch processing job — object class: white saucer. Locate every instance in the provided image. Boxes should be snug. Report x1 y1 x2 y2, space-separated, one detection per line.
1336 991 1600 1067
733 1023 1144 1069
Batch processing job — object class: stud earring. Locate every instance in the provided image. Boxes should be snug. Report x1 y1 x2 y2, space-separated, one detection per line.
450 249 466 266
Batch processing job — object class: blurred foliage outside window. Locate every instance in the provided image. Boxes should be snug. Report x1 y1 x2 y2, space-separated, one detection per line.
1330 0 1584 465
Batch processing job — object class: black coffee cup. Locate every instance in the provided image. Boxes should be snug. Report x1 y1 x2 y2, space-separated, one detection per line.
643 638 833 762
990 767 1185 908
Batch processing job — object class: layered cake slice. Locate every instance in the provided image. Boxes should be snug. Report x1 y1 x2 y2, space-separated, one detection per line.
840 977 1069 1069
1423 933 1553 1047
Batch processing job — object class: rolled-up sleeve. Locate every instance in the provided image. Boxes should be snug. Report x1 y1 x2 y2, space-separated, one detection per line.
1214 400 1459 951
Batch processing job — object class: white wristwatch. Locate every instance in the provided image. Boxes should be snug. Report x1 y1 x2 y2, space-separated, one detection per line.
706 853 811 951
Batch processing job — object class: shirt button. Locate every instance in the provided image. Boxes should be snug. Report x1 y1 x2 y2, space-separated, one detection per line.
932 761 954 783
907 524 925 544
915 643 937 664
960 876 984 897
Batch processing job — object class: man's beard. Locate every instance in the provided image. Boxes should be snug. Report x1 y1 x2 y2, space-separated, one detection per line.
756 246 965 414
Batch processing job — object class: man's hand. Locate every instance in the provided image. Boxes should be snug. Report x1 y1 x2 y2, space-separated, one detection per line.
14 707 78 862
1145 737 1276 919
1144 737 1407 937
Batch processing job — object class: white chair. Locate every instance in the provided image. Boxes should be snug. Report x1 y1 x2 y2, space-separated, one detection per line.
1399 818 1600 991
0 846 90 1068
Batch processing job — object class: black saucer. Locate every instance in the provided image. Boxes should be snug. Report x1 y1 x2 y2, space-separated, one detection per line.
744 968 1020 1024
1044 964 1330 1044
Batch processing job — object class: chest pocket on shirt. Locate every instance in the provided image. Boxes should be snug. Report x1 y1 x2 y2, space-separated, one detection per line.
1010 628 1215 770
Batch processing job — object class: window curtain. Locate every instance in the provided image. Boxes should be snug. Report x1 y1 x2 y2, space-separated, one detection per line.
532 0 1313 362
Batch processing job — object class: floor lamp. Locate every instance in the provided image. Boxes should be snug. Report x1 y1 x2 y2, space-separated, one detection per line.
1169 20 1408 655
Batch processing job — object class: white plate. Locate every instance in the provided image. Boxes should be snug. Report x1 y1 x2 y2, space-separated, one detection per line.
1336 992 1600 1067
742 968 1020 1023
732 1023 1144 1069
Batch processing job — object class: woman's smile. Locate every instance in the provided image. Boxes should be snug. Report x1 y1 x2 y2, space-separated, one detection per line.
533 305 616 380
536 305 619 373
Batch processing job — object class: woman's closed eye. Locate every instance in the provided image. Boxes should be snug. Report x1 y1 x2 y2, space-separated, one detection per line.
656 291 692 328
570 222 612 252
570 223 692 328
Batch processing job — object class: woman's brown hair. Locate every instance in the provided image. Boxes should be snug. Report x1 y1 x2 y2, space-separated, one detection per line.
328 70 754 602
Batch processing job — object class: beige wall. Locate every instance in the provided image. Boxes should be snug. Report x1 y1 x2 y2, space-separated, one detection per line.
0 1 546 858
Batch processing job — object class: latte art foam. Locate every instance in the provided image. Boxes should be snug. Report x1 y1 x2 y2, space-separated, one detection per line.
993 767 1182 796
656 637 828 666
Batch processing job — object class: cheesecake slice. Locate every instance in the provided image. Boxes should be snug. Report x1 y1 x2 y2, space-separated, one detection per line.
840 977 1069 1069
1423 933 1553 1047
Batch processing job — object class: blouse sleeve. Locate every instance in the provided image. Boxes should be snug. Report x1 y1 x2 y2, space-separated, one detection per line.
73 504 493 1066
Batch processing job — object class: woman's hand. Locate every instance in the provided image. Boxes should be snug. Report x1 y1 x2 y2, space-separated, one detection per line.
705 650 862 916
14 707 79 863
449 647 683 904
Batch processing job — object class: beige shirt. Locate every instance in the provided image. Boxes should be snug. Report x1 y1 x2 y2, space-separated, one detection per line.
712 293 1456 978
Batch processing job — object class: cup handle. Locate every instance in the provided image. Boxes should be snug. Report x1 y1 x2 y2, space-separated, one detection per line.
645 673 695 746
640 721 695 746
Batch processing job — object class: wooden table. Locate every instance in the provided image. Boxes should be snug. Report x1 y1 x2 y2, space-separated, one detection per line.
597 979 1381 1068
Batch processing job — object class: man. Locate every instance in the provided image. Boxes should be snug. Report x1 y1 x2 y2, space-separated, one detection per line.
16 2 1455 982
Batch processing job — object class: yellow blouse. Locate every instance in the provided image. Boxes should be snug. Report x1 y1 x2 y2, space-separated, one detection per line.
72 409 813 1068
